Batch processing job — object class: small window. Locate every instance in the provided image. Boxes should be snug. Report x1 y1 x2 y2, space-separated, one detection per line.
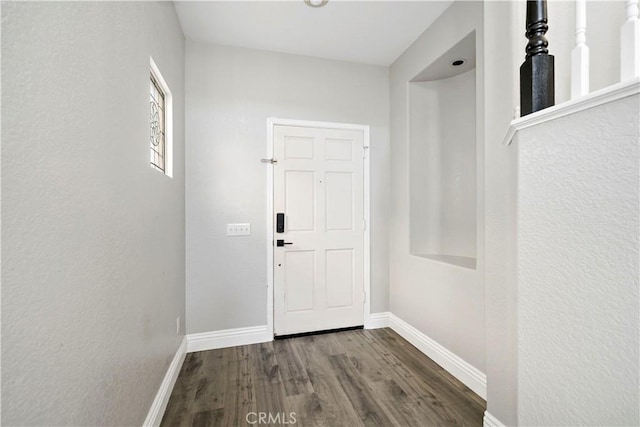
149 57 173 177
149 73 165 172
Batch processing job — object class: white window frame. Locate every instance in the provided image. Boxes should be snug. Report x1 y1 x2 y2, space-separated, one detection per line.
150 57 173 178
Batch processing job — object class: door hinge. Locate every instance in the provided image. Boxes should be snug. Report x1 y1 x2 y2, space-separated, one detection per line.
363 146 369 159
261 158 278 164
362 219 366 230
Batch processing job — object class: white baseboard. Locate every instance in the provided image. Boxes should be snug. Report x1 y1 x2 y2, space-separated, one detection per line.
143 337 187 427
483 411 507 427
187 325 272 353
388 313 487 399
365 312 391 329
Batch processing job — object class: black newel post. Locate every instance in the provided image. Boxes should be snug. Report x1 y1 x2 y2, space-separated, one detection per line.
520 0 555 116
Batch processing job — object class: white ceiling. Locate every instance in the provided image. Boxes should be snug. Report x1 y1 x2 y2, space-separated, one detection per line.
174 1 454 66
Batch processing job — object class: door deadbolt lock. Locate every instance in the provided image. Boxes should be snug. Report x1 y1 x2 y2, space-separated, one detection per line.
276 213 285 233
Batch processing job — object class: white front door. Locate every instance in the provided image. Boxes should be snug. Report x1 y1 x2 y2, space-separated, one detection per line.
273 124 365 336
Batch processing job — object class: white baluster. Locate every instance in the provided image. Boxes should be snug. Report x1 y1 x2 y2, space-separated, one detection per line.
621 0 640 80
571 0 589 98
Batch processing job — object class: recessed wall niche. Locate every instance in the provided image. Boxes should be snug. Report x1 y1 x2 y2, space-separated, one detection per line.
409 32 477 269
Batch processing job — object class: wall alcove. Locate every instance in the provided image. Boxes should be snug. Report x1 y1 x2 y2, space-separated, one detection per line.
409 32 477 269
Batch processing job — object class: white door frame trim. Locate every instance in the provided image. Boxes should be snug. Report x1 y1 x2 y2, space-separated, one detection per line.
266 117 371 337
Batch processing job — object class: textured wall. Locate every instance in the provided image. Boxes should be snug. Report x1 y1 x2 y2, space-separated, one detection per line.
482 2 629 424
389 1 486 373
516 94 639 425
185 42 390 334
1 2 185 425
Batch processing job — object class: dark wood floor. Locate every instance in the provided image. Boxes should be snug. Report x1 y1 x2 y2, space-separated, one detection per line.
161 328 485 427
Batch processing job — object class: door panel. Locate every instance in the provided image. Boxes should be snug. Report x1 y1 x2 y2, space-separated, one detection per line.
325 172 353 231
284 136 314 160
326 249 354 308
325 138 353 161
285 171 315 231
284 251 315 312
274 124 365 336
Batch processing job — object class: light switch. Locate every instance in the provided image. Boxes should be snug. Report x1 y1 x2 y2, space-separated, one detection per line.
227 223 251 236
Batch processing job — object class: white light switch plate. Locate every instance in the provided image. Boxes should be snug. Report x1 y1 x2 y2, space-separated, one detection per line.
227 223 251 236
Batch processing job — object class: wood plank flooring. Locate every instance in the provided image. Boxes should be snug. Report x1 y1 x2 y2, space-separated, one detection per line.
161 328 485 427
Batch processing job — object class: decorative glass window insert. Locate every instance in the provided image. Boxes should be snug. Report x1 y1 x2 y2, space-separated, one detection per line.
149 57 173 177
150 73 166 172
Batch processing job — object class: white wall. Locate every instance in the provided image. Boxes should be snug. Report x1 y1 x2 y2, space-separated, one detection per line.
515 94 639 426
409 69 477 264
482 2 629 424
1 2 185 425
483 1 521 424
389 1 486 374
185 42 389 334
